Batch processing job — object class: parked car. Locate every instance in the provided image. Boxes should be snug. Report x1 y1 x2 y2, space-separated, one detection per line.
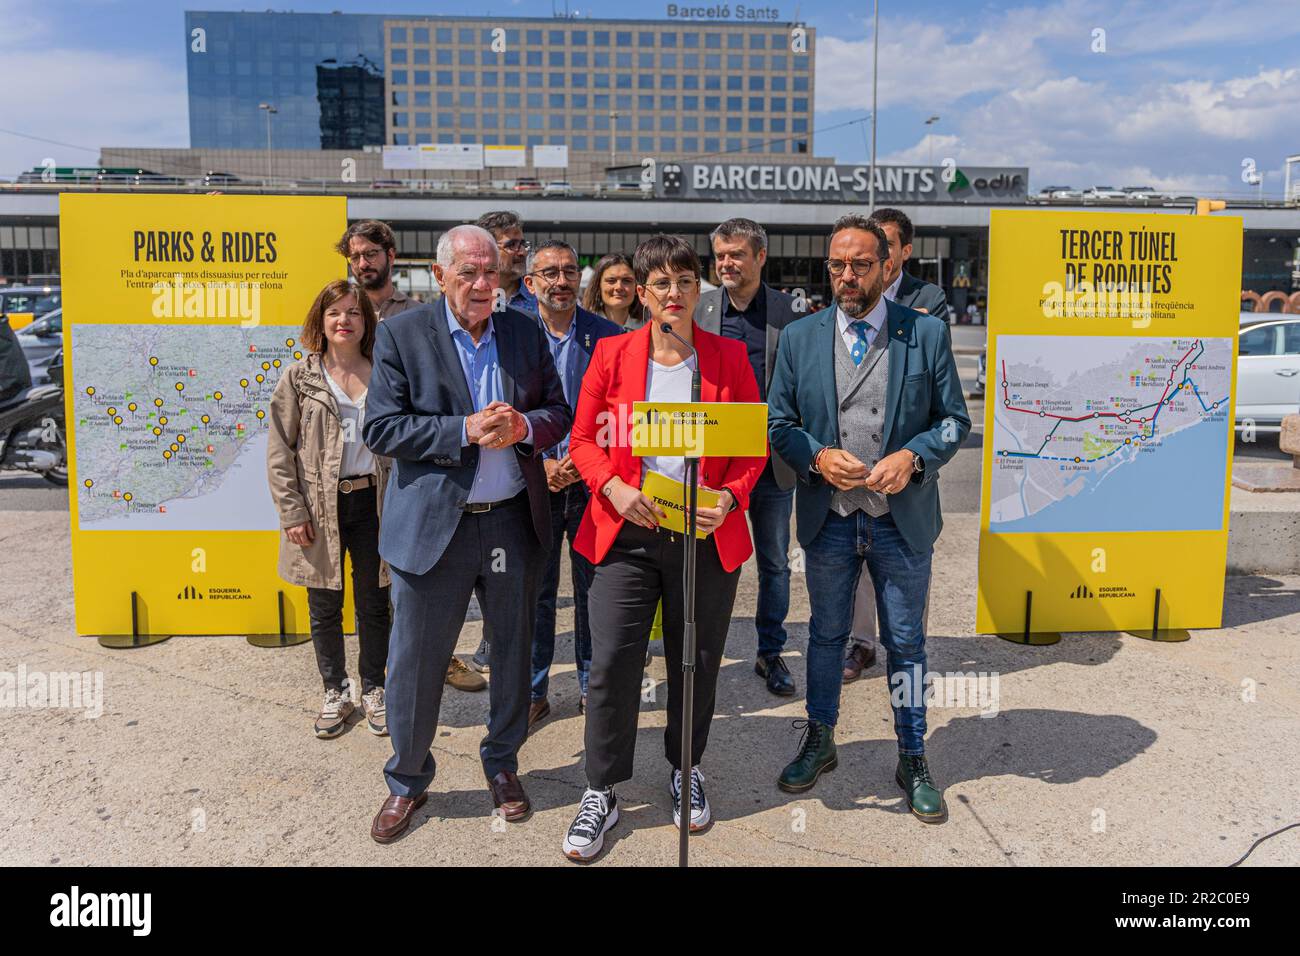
1084 185 1128 200
1122 185 1163 201
543 181 573 196
15 308 63 382
0 285 60 331
1236 312 1300 431
513 177 543 193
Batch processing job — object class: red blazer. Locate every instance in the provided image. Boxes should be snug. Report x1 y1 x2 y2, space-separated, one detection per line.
570 321 768 572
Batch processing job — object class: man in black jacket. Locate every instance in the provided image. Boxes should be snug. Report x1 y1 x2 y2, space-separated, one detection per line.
694 217 807 697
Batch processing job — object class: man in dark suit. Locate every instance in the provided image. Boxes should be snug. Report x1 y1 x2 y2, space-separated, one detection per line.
768 214 969 822
520 239 621 729
842 208 952 683
362 224 571 843
694 217 806 697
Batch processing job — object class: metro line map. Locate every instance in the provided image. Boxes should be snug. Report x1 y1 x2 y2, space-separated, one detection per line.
988 335 1233 533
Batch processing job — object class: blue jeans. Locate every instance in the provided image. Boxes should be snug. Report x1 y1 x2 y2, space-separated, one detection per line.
803 510 933 755
531 482 594 701
748 464 795 657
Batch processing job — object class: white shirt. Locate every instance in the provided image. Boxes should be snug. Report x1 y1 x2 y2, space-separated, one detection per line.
835 296 888 358
323 369 376 479
884 272 902 302
640 355 696 486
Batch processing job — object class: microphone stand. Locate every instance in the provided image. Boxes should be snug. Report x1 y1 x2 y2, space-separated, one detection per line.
661 322 700 868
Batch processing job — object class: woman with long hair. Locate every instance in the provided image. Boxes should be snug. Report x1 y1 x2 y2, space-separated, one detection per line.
267 279 392 739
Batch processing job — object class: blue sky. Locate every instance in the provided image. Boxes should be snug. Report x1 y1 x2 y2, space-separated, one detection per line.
2 0 1297 195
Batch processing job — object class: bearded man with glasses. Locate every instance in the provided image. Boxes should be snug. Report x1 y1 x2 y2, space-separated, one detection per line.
519 240 621 730
767 214 970 823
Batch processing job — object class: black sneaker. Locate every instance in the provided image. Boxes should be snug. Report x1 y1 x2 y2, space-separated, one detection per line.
471 637 490 674
563 787 619 862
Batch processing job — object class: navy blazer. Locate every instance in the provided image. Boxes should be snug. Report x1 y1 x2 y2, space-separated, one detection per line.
540 305 622 457
363 302 572 575
767 299 971 553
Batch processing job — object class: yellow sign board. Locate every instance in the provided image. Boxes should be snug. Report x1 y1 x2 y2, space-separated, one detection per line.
61 194 348 636
641 469 721 538
629 401 768 458
976 209 1241 633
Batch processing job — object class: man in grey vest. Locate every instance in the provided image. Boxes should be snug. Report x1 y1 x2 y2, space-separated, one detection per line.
767 215 969 822
843 208 951 682
694 217 804 696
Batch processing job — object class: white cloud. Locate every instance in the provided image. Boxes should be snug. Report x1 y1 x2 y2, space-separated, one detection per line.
0 5 186 179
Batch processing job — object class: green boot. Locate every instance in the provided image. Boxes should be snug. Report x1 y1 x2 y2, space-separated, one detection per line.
777 719 837 792
896 754 947 823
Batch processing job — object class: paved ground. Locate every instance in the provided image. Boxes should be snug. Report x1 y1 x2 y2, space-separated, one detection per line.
2 497 1298 866
4 339 1297 866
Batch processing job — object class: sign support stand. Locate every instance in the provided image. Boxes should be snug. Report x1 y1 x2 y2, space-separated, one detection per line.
95 590 173 649
994 590 1061 646
247 590 313 648
1125 588 1191 642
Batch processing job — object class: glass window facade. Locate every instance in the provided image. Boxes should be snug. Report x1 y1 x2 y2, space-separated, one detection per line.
186 13 815 157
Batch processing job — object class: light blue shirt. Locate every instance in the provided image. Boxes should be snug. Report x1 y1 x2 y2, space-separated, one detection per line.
509 283 539 316
835 297 888 357
541 315 580 460
445 300 533 503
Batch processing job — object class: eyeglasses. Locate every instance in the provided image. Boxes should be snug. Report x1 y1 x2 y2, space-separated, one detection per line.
644 276 699 296
530 266 581 283
826 258 881 277
500 239 531 254
347 248 386 264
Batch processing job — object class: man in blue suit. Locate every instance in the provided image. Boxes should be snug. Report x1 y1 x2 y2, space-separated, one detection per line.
520 240 621 729
362 224 571 843
767 214 970 822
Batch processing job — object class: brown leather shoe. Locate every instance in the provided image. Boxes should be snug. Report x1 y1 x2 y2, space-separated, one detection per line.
842 642 878 683
527 697 551 731
446 656 487 692
370 792 428 844
487 770 531 822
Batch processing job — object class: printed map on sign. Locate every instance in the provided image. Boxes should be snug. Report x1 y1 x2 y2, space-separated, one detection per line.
989 335 1232 533
71 324 302 530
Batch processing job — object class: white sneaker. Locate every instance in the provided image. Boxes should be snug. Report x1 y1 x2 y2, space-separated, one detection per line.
563 787 619 862
361 686 387 736
671 766 711 832
314 679 355 739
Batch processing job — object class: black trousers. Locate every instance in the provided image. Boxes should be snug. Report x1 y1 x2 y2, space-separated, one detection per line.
306 486 391 694
583 522 740 789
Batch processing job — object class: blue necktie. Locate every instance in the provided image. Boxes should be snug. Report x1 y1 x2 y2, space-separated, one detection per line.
850 320 873 366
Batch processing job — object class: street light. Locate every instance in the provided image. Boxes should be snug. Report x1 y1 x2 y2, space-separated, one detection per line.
868 0 879 215
259 102 278 184
609 111 619 170
925 115 940 166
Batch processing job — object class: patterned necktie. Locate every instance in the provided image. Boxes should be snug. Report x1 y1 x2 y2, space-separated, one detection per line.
849 320 873 366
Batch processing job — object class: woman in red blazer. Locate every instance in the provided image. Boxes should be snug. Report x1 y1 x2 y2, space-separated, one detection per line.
560 235 766 862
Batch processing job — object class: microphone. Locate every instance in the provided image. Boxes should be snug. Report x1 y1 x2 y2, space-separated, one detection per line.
660 322 701 402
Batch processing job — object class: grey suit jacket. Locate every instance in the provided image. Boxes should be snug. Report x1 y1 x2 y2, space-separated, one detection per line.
694 283 806 490
893 271 950 324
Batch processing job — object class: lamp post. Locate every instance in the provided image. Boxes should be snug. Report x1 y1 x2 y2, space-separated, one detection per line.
609 111 619 170
868 0 879 215
925 115 940 166
259 102 278 184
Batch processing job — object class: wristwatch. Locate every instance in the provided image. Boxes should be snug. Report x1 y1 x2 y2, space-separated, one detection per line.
910 451 925 474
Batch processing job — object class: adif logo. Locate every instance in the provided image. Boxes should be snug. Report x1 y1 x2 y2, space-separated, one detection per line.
50 886 151 936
